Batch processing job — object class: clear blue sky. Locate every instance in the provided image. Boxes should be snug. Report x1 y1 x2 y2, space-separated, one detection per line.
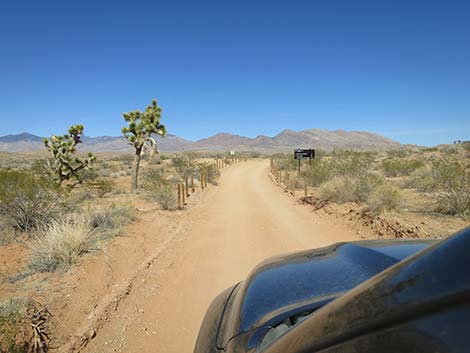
1 0 469 146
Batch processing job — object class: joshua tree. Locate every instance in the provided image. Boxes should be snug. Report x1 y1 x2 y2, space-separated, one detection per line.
43 125 95 188
122 99 166 193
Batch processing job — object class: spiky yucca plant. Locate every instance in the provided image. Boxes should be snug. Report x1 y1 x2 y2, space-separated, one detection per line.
122 99 166 193
43 125 95 188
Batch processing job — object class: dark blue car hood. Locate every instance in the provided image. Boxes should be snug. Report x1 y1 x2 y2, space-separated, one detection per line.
219 239 435 351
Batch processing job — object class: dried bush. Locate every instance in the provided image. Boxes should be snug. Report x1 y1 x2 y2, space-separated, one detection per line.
381 158 425 177
0 298 51 353
28 219 90 272
367 183 403 214
0 171 61 232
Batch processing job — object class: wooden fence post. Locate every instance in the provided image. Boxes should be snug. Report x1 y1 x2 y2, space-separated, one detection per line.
200 172 204 189
185 176 189 197
182 182 186 206
177 184 182 209
304 180 308 197
292 180 295 196
191 175 195 192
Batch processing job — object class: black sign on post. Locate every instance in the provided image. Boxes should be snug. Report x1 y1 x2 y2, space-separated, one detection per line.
294 149 315 176
294 149 315 160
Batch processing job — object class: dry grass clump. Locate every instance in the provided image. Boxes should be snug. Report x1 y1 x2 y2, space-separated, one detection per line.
28 219 91 272
367 183 403 214
87 204 136 233
27 204 137 273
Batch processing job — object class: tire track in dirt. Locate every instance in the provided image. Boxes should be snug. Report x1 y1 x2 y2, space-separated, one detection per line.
80 160 360 353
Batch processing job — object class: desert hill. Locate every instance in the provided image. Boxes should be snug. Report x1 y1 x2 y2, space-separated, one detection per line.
0 129 400 152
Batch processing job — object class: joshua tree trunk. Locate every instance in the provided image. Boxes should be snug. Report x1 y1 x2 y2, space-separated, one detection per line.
131 147 142 194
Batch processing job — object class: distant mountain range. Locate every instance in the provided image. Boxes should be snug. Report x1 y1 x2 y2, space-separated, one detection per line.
0 129 400 153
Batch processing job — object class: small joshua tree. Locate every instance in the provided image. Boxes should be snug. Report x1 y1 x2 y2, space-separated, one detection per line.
122 99 166 193
43 125 95 188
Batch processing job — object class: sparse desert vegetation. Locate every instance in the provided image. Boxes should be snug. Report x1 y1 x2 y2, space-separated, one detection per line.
0 127 245 351
270 142 469 237
1 126 468 352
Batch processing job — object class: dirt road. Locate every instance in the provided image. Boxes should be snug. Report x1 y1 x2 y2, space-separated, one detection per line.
82 160 359 353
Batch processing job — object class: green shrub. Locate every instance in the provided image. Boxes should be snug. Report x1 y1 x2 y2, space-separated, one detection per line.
0 220 17 246
172 154 196 178
28 219 90 272
381 158 425 177
462 141 470 153
406 166 438 192
142 167 170 190
304 151 376 186
431 159 469 216
0 171 61 232
386 148 410 158
436 189 470 217
354 173 385 201
204 164 221 185
147 185 178 210
88 204 136 232
84 177 115 197
367 183 403 214
142 168 178 210
317 176 355 204
317 172 384 205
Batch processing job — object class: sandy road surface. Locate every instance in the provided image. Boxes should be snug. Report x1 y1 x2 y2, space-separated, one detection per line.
82 160 359 353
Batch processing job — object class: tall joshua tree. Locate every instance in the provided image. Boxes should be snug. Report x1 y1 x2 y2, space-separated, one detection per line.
122 99 166 193
44 124 95 188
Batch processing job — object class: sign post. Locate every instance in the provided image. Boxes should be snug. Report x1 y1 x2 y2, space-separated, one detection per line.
294 149 315 176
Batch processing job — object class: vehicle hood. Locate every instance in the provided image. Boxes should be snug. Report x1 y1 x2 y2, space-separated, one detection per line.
220 239 435 351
